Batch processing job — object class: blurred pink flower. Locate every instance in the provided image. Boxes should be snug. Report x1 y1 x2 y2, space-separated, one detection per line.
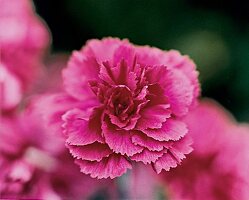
0 109 116 199
37 38 199 179
0 112 61 199
35 54 69 93
0 63 22 110
0 112 116 200
0 0 50 110
214 125 249 200
160 99 249 200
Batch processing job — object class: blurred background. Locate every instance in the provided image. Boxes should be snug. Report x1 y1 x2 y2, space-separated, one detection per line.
33 0 249 122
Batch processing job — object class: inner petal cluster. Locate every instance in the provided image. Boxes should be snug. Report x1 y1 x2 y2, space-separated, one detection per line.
108 86 133 117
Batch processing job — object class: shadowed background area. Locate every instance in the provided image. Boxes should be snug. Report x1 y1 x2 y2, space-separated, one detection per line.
33 0 249 122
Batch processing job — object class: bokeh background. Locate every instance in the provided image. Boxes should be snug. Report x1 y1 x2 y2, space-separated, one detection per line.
33 0 249 121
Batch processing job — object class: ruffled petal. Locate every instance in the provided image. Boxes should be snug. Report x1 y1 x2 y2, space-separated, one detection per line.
136 104 171 130
164 68 194 116
131 133 164 151
162 50 200 107
102 122 143 156
153 137 193 173
63 108 104 145
63 52 99 100
82 37 129 64
136 83 171 130
136 46 168 66
67 142 112 161
99 60 137 91
168 136 193 163
75 154 132 179
113 42 136 67
142 119 188 142
113 61 137 91
152 152 178 173
98 62 116 85
136 47 199 108
145 65 169 88
130 149 166 164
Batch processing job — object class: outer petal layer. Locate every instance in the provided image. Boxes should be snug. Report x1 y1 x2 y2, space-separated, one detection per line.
102 122 143 156
75 154 132 179
68 143 112 161
63 108 104 145
142 119 188 142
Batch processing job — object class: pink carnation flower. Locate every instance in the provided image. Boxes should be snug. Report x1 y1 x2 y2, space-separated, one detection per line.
0 0 50 110
38 38 199 178
160 99 249 200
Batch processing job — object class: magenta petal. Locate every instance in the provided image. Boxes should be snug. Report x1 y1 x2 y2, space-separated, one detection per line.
134 86 148 100
75 154 132 179
113 43 135 67
142 119 188 142
82 38 129 64
145 65 169 88
164 50 200 107
132 133 164 151
131 149 166 164
109 114 128 128
63 108 104 145
164 69 194 116
153 137 193 173
136 46 168 66
102 123 143 156
63 52 99 100
136 47 199 107
113 61 137 91
135 84 170 130
170 136 193 159
152 152 178 173
166 137 193 166
122 114 141 130
136 104 171 130
68 142 112 161
99 62 116 85
99 60 137 91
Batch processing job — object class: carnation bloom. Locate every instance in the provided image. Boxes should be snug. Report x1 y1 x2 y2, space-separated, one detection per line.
0 110 116 199
38 38 199 178
0 0 50 110
160 99 249 200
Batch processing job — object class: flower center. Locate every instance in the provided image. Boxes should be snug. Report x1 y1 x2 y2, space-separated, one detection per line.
108 85 134 117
